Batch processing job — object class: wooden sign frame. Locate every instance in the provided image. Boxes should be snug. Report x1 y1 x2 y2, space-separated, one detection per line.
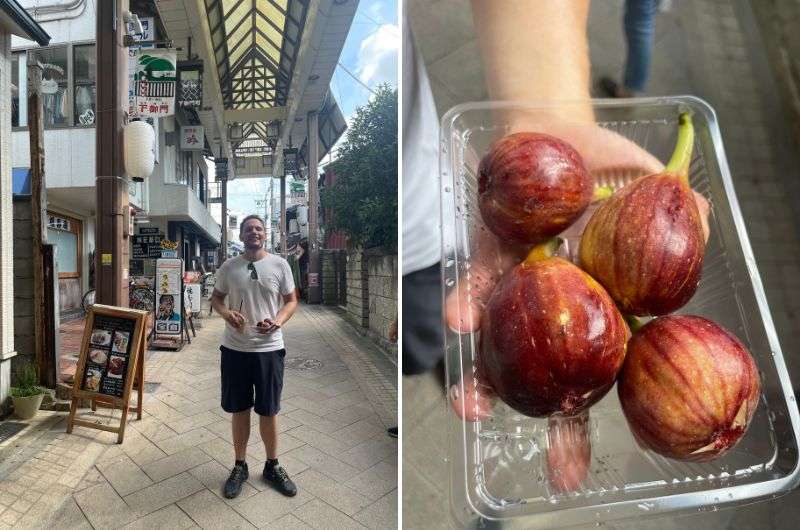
66 304 149 444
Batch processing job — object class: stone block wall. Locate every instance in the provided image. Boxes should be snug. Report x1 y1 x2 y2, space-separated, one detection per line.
345 248 368 329
321 249 345 306
12 197 36 383
366 251 397 356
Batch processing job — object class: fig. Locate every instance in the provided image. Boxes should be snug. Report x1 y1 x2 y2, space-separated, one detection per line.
479 239 629 417
618 315 761 462
579 113 705 316
546 412 592 493
478 132 593 244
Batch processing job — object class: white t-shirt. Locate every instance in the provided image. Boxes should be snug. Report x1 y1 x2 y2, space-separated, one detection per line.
402 10 441 275
214 254 296 352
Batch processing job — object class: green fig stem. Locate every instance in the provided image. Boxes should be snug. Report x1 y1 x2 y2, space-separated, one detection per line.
524 238 562 264
592 185 614 202
625 315 646 334
665 112 694 186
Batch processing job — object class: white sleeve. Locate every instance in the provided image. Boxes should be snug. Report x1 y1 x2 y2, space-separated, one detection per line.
280 258 296 295
214 261 229 294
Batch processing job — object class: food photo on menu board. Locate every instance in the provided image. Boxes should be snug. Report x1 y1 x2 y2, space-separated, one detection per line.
82 315 136 397
90 329 112 347
88 348 108 366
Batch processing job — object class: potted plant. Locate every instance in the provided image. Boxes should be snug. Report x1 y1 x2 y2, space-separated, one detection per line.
10 364 46 420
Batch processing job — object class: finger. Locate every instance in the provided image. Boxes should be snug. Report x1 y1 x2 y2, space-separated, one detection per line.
445 220 528 333
449 376 496 422
692 190 711 243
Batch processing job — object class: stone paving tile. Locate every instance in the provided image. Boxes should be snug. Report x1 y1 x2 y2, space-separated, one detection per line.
353 490 398 530
120 504 197 530
329 418 386 447
286 409 343 434
338 436 397 471
293 469 371 516
261 513 314 530
121 433 169 467
283 445 361 482
140 446 212 483
287 425 353 456
48 498 93 530
233 487 314 527
74 482 138 529
123 472 205 516
131 416 181 442
176 489 256 529
292 499 369 530
96 454 154 497
344 461 397 501
153 428 218 456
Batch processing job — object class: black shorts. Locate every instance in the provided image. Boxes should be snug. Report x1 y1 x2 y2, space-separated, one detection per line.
220 346 286 416
402 263 444 375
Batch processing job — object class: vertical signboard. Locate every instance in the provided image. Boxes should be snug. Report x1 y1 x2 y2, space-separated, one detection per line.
155 258 183 335
131 49 177 118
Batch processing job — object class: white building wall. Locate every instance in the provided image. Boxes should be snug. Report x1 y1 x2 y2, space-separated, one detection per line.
12 128 95 188
0 31 16 402
11 0 96 48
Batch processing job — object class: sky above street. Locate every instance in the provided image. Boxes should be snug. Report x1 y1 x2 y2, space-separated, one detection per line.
218 0 399 226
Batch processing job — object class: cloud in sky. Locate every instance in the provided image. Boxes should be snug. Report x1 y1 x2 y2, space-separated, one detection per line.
356 23 399 87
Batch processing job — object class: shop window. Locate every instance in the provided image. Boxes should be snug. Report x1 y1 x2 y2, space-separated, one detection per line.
73 44 96 126
11 52 26 127
47 212 82 278
29 47 69 126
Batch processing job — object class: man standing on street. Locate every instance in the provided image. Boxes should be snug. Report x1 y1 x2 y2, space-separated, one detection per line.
211 214 299 499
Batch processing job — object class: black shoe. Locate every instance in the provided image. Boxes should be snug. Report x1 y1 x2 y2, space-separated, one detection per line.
223 462 249 499
263 463 297 497
387 427 398 438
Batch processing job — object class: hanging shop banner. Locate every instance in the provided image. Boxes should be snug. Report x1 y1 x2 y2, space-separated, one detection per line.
155 258 183 335
180 125 204 150
131 49 177 118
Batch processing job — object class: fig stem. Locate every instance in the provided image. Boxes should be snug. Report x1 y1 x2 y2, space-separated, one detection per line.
525 238 562 264
592 185 614 202
625 315 646 333
665 112 694 185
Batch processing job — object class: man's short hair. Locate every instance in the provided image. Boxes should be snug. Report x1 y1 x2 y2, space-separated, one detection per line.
239 214 265 233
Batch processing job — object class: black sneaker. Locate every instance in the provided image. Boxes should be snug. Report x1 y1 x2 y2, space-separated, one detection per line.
263 463 297 497
387 427 398 438
223 463 249 499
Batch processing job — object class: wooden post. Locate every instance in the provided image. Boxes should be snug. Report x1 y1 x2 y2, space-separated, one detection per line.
220 176 228 263
27 62 51 387
95 0 130 307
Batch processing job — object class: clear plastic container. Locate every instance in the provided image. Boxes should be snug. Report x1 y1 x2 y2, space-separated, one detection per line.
440 96 800 528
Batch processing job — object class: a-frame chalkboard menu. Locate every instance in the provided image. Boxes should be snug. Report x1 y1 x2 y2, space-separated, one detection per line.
66 304 149 443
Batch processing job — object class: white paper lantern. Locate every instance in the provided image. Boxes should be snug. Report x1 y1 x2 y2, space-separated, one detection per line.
124 120 156 178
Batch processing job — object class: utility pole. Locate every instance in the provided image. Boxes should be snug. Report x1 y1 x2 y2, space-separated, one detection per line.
220 176 228 263
280 176 287 256
95 0 130 306
307 111 321 303
28 62 53 386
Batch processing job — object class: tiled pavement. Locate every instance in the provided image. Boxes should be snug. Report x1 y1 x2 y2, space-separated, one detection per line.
1 304 397 529
406 0 800 528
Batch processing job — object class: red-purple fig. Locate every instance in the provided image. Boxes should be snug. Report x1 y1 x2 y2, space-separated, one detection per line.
479 239 629 417
579 113 705 316
618 315 761 462
478 133 593 244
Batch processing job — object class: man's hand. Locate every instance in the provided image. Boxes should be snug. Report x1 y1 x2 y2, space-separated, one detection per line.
255 318 281 334
225 310 246 331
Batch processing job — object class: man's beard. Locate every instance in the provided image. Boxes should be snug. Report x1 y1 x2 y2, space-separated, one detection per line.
244 238 263 250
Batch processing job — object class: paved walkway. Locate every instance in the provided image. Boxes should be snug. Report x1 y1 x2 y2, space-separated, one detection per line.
1 305 397 529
